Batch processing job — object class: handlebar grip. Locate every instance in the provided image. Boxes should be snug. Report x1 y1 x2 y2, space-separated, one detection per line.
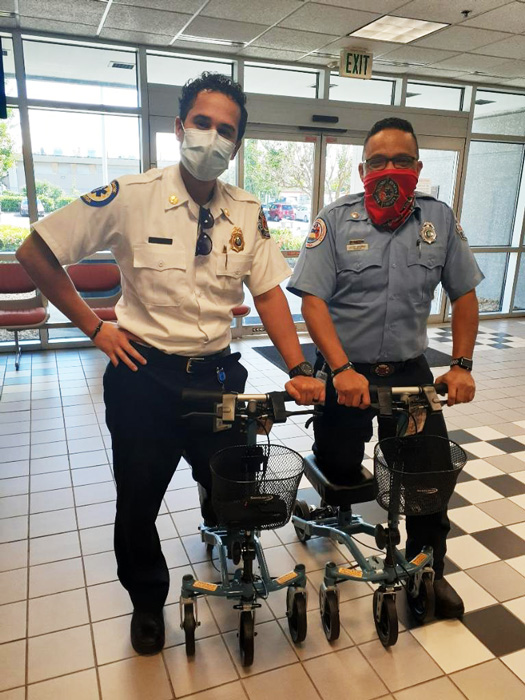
369 386 378 404
181 388 225 405
434 382 448 395
269 390 297 403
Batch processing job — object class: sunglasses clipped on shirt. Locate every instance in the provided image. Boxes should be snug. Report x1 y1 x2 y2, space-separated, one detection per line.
363 155 418 172
195 206 214 256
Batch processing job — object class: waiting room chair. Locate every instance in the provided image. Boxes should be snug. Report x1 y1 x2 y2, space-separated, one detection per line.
0 263 50 370
67 262 121 323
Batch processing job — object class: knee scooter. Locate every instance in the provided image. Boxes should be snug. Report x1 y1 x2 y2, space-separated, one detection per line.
179 390 313 666
291 384 466 647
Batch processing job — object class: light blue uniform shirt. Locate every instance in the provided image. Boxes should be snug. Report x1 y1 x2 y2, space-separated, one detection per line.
288 192 484 364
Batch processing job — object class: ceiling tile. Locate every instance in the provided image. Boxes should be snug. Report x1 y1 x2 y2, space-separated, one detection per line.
100 27 172 47
0 0 16 12
239 45 309 62
471 33 525 59
404 64 469 79
462 2 525 33
413 26 511 52
314 0 407 10
20 0 106 26
115 0 205 11
18 16 97 37
254 27 338 52
202 0 303 25
323 35 400 58
184 16 268 43
502 76 525 87
169 38 239 55
391 0 513 25
379 45 460 65
104 4 192 35
431 53 510 73
280 3 380 36
481 58 525 77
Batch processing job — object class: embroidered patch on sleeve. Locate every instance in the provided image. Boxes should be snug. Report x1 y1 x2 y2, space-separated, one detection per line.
258 208 270 238
306 218 327 248
81 180 119 207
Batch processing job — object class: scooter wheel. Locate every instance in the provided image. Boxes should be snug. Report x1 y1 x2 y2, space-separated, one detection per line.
239 610 255 667
182 603 196 656
287 587 307 643
293 500 311 543
320 588 340 641
407 572 435 624
373 590 398 647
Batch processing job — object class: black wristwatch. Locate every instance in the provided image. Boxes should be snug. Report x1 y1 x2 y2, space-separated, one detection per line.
289 361 314 379
450 357 473 371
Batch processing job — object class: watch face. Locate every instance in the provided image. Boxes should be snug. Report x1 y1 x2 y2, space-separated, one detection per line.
290 362 314 377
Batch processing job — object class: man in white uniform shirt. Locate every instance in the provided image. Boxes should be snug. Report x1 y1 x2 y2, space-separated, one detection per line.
17 72 323 655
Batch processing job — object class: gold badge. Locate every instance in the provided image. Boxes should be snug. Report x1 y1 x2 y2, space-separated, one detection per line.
230 227 245 252
350 211 360 219
168 194 178 205
420 221 437 244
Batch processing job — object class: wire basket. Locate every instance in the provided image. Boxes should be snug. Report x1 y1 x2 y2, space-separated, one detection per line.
374 435 467 517
210 444 304 530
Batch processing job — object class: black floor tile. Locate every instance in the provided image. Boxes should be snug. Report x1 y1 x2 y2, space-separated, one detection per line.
457 470 475 483
448 430 481 445
472 527 525 559
448 492 471 509
487 438 525 453
462 605 525 657
443 555 460 575
481 475 525 498
448 521 467 539
488 343 512 349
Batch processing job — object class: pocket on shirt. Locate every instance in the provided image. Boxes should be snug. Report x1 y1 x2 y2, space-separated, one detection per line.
133 243 187 306
337 249 384 300
216 253 253 305
407 246 446 303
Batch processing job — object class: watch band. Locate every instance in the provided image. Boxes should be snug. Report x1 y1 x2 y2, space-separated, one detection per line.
332 361 354 377
288 361 314 379
450 356 473 371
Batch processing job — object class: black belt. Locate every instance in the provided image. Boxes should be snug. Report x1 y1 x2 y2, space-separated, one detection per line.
353 355 423 378
130 342 230 373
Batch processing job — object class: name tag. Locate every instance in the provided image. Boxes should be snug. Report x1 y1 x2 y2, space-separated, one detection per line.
148 237 172 245
346 239 368 251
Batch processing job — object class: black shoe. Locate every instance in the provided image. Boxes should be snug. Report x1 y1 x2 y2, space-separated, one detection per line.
130 609 165 655
434 578 464 618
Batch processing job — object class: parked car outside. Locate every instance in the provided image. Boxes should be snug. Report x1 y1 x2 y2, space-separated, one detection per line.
268 203 295 221
20 197 45 217
295 205 310 222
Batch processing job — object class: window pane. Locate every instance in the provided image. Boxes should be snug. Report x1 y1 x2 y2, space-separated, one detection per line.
324 142 363 206
406 82 463 111
244 64 318 98
23 40 138 107
0 109 29 252
329 75 394 105
29 110 141 212
473 90 525 136
513 254 525 310
418 149 458 207
1 36 16 97
474 252 507 313
155 131 237 186
461 141 523 247
147 53 232 86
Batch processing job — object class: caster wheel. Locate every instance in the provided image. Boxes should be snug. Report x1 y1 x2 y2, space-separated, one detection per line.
407 573 435 624
293 500 311 543
373 589 398 647
231 541 242 565
182 602 196 656
287 587 307 643
239 610 255 667
319 587 340 641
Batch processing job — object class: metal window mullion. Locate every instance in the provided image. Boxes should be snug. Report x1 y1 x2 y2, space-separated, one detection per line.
23 98 141 116
137 46 150 172
12 30 38 224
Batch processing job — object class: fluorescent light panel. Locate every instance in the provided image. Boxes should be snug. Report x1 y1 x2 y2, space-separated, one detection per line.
350 16 447 44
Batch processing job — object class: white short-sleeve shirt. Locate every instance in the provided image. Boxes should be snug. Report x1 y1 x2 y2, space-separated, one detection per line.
33 164 291 355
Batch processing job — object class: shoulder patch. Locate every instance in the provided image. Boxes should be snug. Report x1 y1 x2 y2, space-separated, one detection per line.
81 180 119 207
306 218 327 249
455 220 467 242
258 208 270 238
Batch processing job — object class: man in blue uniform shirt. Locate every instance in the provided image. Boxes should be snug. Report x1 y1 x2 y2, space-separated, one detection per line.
288 117 484 618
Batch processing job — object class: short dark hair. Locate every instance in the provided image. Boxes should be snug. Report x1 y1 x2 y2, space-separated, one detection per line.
179 71 248 142
363 117 419 155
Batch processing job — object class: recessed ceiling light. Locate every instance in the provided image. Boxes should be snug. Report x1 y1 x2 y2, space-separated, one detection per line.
178 34 243 47
350 16 448 44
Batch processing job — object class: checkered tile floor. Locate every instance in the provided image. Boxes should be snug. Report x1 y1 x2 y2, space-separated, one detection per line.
1 320 525 699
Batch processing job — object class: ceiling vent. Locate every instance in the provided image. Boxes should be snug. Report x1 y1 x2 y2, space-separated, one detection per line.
109 61 134 70
475 99 495 105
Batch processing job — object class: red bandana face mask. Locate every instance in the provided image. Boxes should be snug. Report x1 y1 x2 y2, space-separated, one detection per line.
363 168 418 230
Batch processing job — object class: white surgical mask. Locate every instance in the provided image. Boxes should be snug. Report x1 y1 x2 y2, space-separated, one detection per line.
179 127 236 181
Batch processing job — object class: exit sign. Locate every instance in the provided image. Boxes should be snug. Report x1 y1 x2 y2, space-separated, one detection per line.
340 49 373 79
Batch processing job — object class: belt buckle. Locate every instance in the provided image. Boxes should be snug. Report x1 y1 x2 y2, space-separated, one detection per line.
373 363 393 377
186 357 205 373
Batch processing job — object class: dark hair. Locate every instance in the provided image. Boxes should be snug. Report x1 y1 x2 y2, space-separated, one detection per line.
363 117 419 155
179 71 248 142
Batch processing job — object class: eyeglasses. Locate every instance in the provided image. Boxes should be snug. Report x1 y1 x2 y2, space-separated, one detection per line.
363 155 418 172
195 207 214 256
